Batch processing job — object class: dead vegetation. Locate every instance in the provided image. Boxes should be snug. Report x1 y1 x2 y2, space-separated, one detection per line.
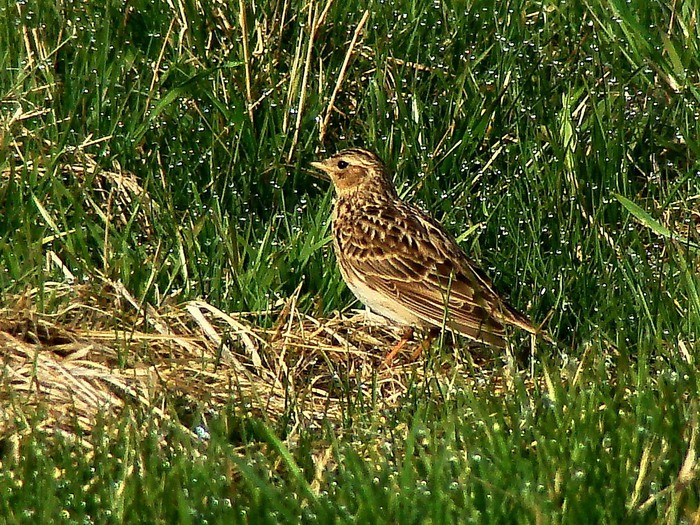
0 279 515 447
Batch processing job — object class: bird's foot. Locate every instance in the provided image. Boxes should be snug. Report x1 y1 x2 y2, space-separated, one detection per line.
383 326 414 365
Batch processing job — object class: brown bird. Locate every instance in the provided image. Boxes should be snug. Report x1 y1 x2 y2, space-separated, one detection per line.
311 148 543 362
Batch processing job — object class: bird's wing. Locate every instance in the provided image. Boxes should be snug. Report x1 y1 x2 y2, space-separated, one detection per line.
336 201 536 347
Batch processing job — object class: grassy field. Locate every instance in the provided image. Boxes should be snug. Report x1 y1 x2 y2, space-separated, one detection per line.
1 0 699 522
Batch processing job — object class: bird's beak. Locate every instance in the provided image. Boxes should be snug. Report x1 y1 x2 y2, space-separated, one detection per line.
310 160 331 181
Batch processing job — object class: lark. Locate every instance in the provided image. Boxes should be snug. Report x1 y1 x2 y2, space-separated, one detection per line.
311 148 544 362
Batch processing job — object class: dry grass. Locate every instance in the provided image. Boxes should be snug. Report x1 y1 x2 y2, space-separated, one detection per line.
0 278 519 448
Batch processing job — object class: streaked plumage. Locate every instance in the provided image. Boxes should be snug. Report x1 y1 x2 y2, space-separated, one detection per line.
311 148 539 349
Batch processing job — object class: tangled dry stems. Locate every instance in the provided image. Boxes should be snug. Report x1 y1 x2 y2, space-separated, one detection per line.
0 280 513 447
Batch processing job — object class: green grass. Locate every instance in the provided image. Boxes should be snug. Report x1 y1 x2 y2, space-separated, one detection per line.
1 358 698 523
1 0 699 523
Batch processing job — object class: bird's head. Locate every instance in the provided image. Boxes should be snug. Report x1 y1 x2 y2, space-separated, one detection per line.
311 148 397 198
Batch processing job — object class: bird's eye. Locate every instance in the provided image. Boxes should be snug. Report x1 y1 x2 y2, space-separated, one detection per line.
337 160 349 169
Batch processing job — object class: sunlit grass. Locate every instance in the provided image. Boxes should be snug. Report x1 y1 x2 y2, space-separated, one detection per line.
1 0 699 522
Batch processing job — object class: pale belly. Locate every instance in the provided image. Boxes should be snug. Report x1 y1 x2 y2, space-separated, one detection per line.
342 266 426 328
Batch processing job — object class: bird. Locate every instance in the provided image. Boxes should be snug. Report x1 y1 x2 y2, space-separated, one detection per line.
311 147 545 363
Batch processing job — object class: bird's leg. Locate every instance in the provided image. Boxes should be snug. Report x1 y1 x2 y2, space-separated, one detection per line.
409 327 440 361
383 326 414 365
